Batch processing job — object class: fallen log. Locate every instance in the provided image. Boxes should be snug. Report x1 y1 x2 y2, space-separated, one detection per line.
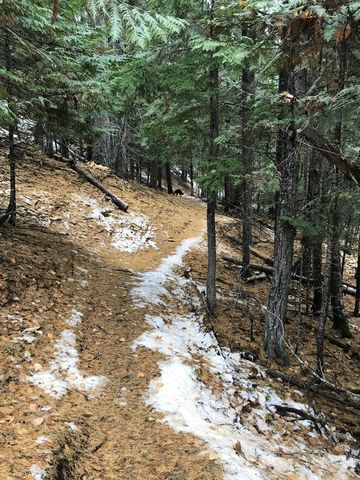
222 257 309 283
301 319 360 362
245 273 267 283
71 160 128 212
52 148 129 213
323 333 360 363
225 235 274 266
267 369 360 410
272 404 324 433
223 256 357 297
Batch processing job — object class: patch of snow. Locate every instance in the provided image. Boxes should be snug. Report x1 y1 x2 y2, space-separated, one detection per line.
0 313 24 323
131 237 202 306
15 333 36 344
66 309 83 327
67 422 78 431
132 237 357 480
30 464 46 480
15 326 43 344
28 311 107 399
81 196 157 252
36 436 50 445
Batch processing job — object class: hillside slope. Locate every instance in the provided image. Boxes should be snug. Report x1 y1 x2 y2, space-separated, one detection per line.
0 146 358 479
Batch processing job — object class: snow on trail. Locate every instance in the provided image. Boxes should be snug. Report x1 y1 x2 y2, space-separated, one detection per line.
29 464 46 480
82 196 157 252
132 237 357 480
28 309 107 399
131 237 201 306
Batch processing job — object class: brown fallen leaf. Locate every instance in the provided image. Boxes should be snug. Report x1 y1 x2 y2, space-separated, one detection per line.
234 440 242 455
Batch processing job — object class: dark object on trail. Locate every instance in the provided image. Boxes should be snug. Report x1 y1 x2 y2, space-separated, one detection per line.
173 189 184 196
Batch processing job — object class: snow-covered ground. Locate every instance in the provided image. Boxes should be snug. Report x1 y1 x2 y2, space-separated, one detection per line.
29 464 46 480
131 237 357 480
28 308 107 399
82 196 157 252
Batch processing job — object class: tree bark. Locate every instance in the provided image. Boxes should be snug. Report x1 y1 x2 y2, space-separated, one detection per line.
157 163 162 190
207 200 217 313
114 118 127 178
0 30 17 226
190 159 194 196
306 152 323 314
329 224 351 337
328 43 351 339
267 369 360 410
149 160 159 189
240 26 255 275
206 0 219 314
313 240 323 314
264 65 298 366
165 162 173 194
316 240 331 377
354 234 360 317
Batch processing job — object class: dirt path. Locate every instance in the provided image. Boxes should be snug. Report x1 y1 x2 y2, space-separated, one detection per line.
46 237 223 480
0 150 222 480
0 150 359 480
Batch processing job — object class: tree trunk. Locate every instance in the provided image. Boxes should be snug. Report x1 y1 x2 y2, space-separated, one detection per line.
33 121 44 147
329 201 351 338
0 30 16 226
313 241 323 314
316 240 331 378
328 41 351 338
223 175 230 212
165 162 173 194
207 200 217 313
86 143 93 162
308 155 323 314
114 118 127 178
149 160 159 189
300 151 323 314
157 163 162 190
354 235 360 317
206 0 219 314
60 139 69 158
240 26 255 275
93 114 111 165
181 166 187 183
190 159 194 196
264 65 298 365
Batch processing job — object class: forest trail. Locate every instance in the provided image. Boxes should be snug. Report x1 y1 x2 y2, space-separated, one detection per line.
0 148 358 480
0 148 223 480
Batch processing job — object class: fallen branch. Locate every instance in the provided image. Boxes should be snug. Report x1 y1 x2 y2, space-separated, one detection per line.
245 273 267 283
223 256 357 296
71 160 128 212
91 436 107 453
300 125 360 186
272 404 324 433
225 235 274 266
267 369 360 410
222 257 308 283
301 319 360 362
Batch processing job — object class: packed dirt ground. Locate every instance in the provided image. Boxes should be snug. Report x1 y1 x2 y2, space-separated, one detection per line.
0 143 359 479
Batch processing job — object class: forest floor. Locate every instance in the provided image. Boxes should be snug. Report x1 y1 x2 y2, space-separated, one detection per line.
0 143 359 480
